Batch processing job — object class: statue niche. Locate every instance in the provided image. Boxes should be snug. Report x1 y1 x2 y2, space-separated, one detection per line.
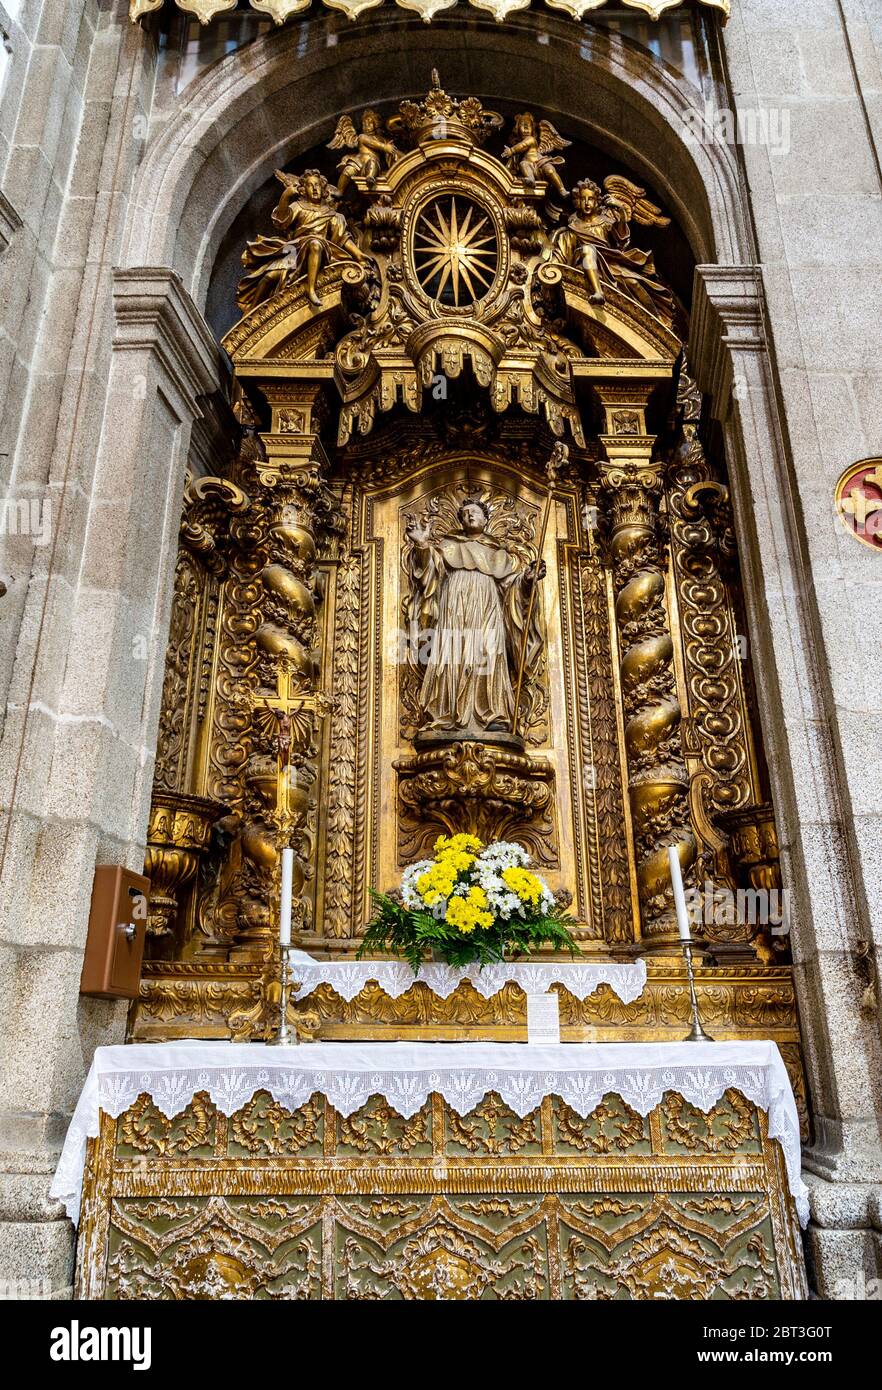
396 477 556 868
402 489 546 749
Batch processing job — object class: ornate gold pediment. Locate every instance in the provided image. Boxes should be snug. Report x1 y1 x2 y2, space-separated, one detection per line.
224 78 681 449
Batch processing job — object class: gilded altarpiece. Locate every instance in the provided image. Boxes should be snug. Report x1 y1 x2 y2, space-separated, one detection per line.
313 444 627 942
130 79 807 1144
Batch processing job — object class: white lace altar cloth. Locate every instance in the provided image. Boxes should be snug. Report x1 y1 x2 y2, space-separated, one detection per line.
286 952 647 1004
50 1039 807 1228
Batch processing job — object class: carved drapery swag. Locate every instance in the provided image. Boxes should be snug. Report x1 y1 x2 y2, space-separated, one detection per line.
137 77 785 1047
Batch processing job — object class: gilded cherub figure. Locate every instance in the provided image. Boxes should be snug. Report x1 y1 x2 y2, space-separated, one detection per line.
549 176 675 324
237 169 370 313
502 112 570 199
327 110 400 195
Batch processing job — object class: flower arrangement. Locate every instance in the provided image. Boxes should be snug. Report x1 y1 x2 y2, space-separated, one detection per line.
357 833 578 972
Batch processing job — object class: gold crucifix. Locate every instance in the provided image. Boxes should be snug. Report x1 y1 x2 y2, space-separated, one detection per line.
249 659 335 839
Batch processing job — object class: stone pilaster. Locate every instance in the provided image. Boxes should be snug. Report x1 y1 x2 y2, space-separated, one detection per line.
690 262 882 1296
0 266 221 1295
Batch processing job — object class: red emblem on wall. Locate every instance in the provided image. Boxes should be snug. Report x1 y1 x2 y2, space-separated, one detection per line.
835 459 882 551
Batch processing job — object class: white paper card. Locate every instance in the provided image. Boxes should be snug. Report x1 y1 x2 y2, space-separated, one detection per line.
526 991 560 1045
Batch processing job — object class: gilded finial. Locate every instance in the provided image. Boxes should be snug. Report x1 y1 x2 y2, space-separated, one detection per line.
390 77 503 149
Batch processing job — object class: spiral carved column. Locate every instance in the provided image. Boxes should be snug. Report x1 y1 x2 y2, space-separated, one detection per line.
230 385 327 970
596 387 696 950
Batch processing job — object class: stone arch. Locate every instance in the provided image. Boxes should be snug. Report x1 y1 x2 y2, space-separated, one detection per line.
122 12 749 311
120 9 882 1191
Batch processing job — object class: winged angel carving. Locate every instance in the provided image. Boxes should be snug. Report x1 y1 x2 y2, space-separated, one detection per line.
401 488 548 744
237 169 370 313
502 113 570 200
549 176 674 324
327 110 401 195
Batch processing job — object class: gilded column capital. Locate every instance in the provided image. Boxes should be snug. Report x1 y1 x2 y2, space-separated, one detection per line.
593 383 661 520
254 382 331 487
595 457 665 580
596 455 662 490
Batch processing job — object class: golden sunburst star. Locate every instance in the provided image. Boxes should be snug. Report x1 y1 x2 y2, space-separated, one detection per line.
414 196 498 306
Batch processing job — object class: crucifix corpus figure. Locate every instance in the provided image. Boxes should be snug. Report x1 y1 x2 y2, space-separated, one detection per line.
264 700 293 770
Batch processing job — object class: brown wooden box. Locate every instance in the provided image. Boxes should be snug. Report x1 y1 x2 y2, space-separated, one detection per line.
79 865 150 999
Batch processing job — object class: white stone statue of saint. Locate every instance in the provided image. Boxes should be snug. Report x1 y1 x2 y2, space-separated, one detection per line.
404 498 545 742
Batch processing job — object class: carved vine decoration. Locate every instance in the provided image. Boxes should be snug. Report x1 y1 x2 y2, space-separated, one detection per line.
667 420 752 820
573 541 633 940
154 553 200 796
598 451 696 941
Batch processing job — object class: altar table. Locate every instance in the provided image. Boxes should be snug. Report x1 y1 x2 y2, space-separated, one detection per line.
56 1039 808 1300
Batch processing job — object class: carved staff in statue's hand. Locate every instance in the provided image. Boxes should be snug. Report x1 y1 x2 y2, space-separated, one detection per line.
512 441 567 741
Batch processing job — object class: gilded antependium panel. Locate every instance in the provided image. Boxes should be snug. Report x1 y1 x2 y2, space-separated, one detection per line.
130 77 806 1130
76 1088 805 1301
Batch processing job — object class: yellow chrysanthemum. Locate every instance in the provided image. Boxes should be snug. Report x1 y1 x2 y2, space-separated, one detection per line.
445 894 494 935
416 863 457 907
501 866 544 906
434 833 484 857
439 850 476 873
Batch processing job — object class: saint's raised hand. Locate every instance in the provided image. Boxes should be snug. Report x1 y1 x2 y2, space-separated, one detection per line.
406 517 433 546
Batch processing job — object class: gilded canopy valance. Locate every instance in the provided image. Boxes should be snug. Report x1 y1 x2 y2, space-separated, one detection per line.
130 1 728 27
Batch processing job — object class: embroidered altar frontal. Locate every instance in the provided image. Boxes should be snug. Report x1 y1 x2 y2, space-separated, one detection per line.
67 1042 807 1300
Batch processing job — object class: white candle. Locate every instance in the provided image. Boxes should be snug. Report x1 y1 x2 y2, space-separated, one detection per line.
668 845 692 942
279 846 294 947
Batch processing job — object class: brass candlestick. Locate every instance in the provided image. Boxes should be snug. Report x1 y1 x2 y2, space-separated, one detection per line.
681 938 713 1042
267 945 295 1047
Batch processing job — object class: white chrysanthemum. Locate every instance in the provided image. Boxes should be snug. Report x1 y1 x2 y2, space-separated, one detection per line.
401 859 433 909
478 840 530 871
474 864 523 920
